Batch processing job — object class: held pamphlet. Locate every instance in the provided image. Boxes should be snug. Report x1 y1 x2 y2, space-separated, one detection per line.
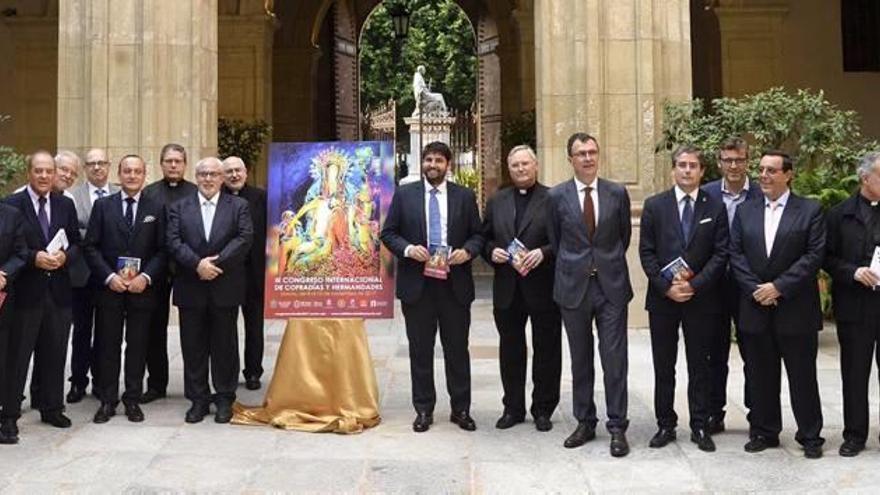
660 256 694 282
424 245 450 280
507 238 530 276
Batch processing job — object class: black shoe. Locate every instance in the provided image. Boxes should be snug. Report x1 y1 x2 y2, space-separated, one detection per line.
690 429 716 452
649 427 677 448
804 445 823 459
140 389 166 404
706 416 726 434
41 411 72 428
66 385 86 404
534 415 553 432
124 403 145 423
184 403 210 424
412 412 433 433
744 436 780 453
245 376 262 391
450 411 476 431
0 419 19 445
215 403 233 424
839 440 865 457
610 431 630 457
495 413 525 430
564 422 596 448
93 403 116 424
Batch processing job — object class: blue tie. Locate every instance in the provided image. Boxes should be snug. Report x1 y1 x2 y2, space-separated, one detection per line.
37 196 50 241
429 188 442 247
124 197 135 229
681 195 694 243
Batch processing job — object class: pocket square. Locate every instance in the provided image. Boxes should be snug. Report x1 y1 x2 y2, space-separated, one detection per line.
699 217 712 224
143 215 156 223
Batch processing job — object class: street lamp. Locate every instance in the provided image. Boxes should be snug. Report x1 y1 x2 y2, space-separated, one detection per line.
387 2 410 40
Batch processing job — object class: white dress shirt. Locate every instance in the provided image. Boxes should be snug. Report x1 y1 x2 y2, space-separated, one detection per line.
199 192 219 241
26 185 51 221
674 186 699 220
764 189 790 257
122 191 141 220
573 176 599 222
405 180 448 258
88 182 111 205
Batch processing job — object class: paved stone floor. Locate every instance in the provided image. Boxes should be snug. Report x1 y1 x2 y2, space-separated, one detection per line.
0 293 879 493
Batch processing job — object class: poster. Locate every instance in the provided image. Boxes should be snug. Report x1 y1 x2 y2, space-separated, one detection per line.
264 141 395 318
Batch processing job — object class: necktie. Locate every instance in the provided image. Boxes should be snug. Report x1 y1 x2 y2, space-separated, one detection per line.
681 195 694 243
37 196 50 240
95 189 107 200
583 186 595 241
124 197 135 229
203 200 214 241
428 188 442 247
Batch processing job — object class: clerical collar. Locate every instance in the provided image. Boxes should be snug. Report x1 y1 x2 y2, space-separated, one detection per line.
859 194 879 208
517 184 536 196
165 179 180 188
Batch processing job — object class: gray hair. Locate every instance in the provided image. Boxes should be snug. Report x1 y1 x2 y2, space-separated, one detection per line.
195 156 223 174
507 144 537 164
222 156 246 169
54 150 82 168
857 151 880 180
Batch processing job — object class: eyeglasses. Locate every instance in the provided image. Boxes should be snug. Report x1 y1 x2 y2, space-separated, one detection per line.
758 166 785 175
196 171 222 178
719 158 748 166
85 160 110 168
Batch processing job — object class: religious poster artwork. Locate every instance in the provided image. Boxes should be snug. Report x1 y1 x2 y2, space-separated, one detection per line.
264 141 395 318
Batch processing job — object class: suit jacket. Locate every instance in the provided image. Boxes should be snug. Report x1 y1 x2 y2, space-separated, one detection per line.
729 192 825 335
69 181 120 287
481 184 556 311
701 178 763 204
2 189 82 309
0 203 28 306
547 177 633 309
380 180 484 306
824 194 879 326
639 188 729 314
166 191 254 308
83 192 167 309
225 184 267 295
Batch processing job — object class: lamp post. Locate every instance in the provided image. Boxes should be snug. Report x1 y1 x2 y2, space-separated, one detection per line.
387 2 410 40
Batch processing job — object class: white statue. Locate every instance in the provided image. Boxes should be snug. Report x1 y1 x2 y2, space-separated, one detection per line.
412 65 448 116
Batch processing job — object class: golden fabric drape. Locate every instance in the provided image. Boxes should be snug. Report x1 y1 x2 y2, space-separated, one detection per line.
232 318 381 433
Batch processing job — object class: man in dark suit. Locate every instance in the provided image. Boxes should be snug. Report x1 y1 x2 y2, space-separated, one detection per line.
701 136 763 433
0 202 27 444
482 145 561 432
67 147 120 403
547 132 633 457
222 156 267 391
824 151 880 457
0 150 82 444
83 155 166 424
380 141 484 433
167 156 253 423
730 150 825 458
639 145 729 452
140 143 198 404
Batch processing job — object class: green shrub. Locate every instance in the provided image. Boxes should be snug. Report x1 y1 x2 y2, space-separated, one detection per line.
217 118 272 169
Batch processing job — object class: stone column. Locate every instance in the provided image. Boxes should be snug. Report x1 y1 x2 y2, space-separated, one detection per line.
534 0 692 199
58 0 218 182
534 0 692 327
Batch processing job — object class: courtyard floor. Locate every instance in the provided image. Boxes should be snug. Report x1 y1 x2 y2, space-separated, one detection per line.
0 284 878 493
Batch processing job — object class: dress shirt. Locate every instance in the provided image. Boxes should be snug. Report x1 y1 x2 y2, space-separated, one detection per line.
404 180 448 258
764 189 790 257
88 181 111 205
674 186 700 220
574 176 599 222
26 185 51 222
199 192 219 241
720 178 750 229
105 191 151 286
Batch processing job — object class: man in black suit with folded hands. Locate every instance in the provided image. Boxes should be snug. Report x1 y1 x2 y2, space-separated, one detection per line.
381 141 484 433
1 150 81 444
730 150 825 458
0 201 27 444
482 145 561 432
639 145 729 452
167 156 253 424
84 155 166 424
824 151 880 457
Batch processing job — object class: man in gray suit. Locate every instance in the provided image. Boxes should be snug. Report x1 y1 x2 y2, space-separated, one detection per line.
67 148 120 403
548 132 633 457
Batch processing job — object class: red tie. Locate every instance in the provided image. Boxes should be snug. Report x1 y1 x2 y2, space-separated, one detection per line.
583 186 595 241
